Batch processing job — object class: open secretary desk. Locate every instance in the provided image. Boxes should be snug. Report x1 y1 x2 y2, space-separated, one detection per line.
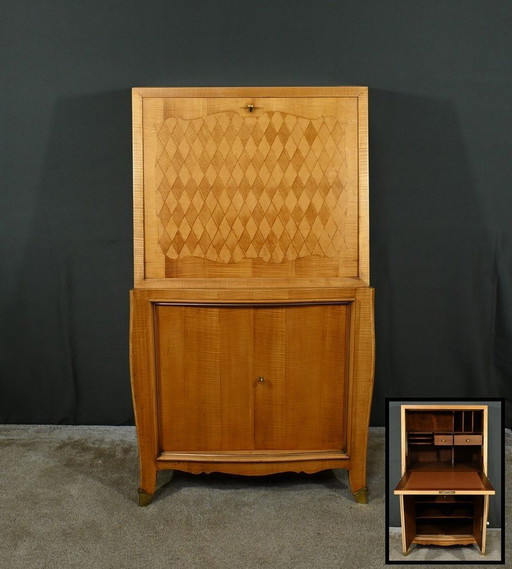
130 87 374 505
394 405 495 554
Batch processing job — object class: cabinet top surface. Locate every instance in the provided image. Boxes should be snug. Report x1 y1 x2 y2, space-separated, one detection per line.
132 86 369 288
133 86 368 97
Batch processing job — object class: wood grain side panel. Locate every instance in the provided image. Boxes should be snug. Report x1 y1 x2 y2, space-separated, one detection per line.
403 496 416 554
132 90 145 286
129 290 158 493
357 89 369 285
482 495 489 553
473 495 484 551
347 287 375 494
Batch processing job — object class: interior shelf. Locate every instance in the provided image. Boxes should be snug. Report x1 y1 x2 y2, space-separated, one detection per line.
415 520 474 536
415 496 473 504
406 461 482 472
416 505 473 519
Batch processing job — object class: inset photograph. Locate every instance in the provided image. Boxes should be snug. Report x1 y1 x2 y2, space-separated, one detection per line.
386 399 504 564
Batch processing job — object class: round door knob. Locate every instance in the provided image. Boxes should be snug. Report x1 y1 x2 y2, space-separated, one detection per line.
257 376 265 383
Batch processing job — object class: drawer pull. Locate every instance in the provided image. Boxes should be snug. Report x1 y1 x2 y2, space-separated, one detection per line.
466 438 470 443
439 490 455 494
257 376 265 383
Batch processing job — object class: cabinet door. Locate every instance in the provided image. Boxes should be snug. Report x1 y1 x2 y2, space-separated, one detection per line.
155 302 349 453
253 304 348 451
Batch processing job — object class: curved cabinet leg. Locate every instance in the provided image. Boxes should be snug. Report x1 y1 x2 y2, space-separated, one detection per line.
138 487 155 506
352 485 368 504
346 288 374 505
138 464 157 506
348 465 368 504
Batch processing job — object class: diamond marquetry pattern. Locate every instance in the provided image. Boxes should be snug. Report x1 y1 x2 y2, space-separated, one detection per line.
154 111 348 264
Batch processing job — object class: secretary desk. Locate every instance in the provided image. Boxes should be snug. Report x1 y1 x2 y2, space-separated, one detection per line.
130 87 375 505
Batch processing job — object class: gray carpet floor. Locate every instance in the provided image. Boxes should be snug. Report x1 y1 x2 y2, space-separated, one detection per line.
0 426 508 569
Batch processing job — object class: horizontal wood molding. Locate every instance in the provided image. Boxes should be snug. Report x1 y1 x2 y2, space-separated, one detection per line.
133 86 368 99
136 277 369 289
157 450 349 462
153 300 352 309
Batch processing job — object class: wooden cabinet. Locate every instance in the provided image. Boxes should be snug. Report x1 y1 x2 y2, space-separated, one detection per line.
130 87 374 505
394 405 495 554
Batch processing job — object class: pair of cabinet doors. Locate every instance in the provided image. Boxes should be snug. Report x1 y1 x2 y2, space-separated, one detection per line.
156 301 349 454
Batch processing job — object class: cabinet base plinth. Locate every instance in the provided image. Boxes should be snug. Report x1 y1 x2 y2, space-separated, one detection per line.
155 452 351 477
413 536 477 547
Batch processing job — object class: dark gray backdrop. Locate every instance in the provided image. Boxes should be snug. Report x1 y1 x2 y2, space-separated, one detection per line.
1 1 511 425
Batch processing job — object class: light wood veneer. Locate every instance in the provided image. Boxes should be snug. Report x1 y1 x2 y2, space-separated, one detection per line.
130 87 374 505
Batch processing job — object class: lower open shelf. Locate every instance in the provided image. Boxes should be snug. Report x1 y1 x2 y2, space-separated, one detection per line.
399 494 487 553
416 520 474 536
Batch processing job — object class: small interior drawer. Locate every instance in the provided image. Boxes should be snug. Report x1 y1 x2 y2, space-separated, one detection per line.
454 434 482 446
434 434 453 446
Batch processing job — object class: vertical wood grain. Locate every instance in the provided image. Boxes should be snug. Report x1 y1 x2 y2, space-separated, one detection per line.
347 287 375 495
402 496 416 554
156 305 186 450
473 495 484 551
183 307 222 450
219 308 254 450
482 494 489 554
157 306 222 451
132 90 145 286
357 89 370 285
129 290 158 495
401 406 407 475
253 308 286 449
483 406 488 474
284 305 346 450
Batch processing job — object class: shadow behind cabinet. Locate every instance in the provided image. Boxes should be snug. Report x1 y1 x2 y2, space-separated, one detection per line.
130 87 375 506
394 405 495 554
